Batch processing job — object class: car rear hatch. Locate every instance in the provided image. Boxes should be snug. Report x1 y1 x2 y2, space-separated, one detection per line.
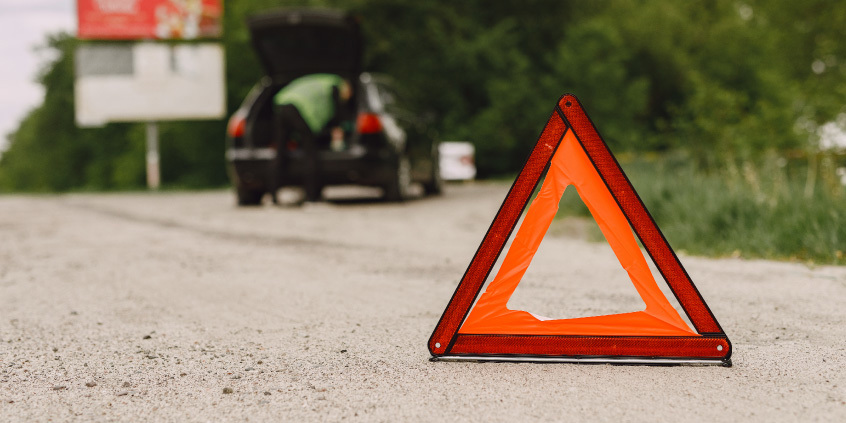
247 9 362 81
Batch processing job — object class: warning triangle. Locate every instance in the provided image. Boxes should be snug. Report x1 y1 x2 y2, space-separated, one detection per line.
428 95 732 365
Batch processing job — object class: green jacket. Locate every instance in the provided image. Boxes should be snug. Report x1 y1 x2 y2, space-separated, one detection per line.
274 74 345 133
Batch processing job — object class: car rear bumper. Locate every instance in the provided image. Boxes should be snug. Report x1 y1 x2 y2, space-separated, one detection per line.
227 147 395 189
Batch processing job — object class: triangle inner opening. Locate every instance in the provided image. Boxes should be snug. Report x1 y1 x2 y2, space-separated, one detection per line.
506 185 647 321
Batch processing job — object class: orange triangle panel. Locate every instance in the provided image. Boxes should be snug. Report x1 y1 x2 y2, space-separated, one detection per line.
428 95 731 365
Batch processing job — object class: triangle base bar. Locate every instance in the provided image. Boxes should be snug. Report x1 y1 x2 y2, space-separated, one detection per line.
431 356 732 367
442 334 730 365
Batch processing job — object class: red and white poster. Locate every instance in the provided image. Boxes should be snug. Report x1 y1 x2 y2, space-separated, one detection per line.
77 0 222 40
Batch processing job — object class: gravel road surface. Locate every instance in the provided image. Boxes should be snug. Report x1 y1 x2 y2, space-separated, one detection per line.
1 184 844 422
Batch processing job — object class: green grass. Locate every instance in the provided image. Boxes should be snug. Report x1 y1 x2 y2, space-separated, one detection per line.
556 153 846 265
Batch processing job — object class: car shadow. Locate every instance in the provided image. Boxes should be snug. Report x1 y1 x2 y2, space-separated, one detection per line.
271 185 433 207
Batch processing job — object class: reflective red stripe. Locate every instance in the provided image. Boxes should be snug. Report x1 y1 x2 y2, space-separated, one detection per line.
450 335 730 359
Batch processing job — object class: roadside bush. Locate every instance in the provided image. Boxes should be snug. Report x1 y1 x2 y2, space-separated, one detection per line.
558 153 846 265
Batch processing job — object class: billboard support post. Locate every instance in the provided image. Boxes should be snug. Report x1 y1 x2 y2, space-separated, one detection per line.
146 121 160 190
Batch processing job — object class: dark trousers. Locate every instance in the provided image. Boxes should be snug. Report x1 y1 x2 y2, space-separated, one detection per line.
274 104 322 203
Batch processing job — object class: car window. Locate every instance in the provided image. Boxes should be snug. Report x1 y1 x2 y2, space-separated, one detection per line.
364 83 384 112
377 83 396 109
376 82 410 116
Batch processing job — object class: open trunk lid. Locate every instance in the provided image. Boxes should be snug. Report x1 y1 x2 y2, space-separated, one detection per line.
247 9 362 81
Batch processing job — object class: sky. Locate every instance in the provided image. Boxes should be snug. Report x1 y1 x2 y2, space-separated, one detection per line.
0 0 75 151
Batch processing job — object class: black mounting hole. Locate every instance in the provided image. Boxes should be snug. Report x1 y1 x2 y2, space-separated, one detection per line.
565 101 572 107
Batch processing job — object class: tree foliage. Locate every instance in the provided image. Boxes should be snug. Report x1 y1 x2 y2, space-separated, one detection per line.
2 0 844 190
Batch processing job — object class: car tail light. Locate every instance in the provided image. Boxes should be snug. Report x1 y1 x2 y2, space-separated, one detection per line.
227 110 247 138
356 113 383 134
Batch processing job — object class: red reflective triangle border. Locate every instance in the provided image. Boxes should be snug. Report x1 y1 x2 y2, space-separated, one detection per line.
428 94 731 365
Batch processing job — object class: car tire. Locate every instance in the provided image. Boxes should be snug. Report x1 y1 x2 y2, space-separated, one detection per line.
384 155 412 202
236 185 265 206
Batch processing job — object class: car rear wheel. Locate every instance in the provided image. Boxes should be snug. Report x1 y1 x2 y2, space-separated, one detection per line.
384 155 412 202
236 185 265 206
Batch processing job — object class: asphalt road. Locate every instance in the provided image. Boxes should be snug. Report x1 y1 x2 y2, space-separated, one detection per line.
1 184 844 422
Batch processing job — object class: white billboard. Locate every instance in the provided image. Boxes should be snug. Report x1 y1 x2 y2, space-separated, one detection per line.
75 42 225 126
